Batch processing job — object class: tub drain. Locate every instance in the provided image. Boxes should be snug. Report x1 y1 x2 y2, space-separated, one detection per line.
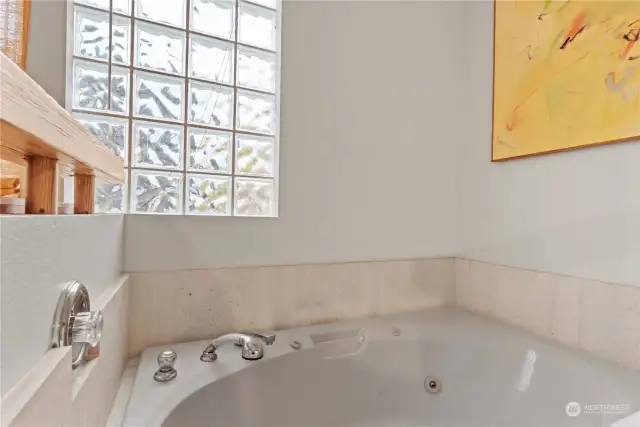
424 376 441 394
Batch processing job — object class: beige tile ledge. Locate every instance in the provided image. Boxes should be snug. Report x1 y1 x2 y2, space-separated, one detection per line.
454 257 639 289
72 358 99 400
69 275 130 427
105 358 139 427
128 256 458 274
455 258 640 371
128 257 456 357
1 347 72 427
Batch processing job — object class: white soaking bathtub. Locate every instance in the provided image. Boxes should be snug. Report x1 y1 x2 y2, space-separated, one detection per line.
121 309 640 427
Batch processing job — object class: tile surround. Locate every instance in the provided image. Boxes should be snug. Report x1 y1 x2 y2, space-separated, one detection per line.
129 257 639 372
128 258 455 356
455 258 640 371
6 256 638 427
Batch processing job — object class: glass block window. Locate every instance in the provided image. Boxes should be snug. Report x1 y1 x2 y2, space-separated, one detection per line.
69 0 279 216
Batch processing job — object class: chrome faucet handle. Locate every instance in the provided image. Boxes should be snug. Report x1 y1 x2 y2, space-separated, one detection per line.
241 339 263 360
154 350 178 382
239 331 276 345
51 280 103 369
200 343 218 362
71 310 104 347
217 335 265 360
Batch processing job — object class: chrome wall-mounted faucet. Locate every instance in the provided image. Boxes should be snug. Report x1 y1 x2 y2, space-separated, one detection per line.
51 280 104 369
200 332 276 362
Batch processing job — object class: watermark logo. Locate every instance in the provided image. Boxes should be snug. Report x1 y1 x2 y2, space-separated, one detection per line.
566 402 581 417
565 402 630 417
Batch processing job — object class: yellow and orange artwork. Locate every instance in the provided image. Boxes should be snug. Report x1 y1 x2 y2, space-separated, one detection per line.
492 0 640 161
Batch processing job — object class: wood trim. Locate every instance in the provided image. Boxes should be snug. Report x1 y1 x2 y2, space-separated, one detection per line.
490 0 496 162
491 133 640 162
19 0 30 70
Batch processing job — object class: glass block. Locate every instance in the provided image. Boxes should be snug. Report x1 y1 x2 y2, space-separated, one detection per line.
134 71 184 121
236 134 274 176
236 89 275 134
187 174 230 215
74 6 110 62
191 0 234 40
239 2 276 51
133 121 183 169
135 21 185 75
73 59 109 111
73 61 129 113
110 66 130 114
75 0 110 11
189 35 233 84
131 170 182 213
234 178 274 216
136 0 185 28
95 182 126 213
189 81 233 128
74 113 128 163
113 0 131 15
188 128 231 173
237 45 275 92
111 15 131 65
244 0 276 9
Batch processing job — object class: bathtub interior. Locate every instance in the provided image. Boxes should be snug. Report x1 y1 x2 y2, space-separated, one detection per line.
160 337 640 427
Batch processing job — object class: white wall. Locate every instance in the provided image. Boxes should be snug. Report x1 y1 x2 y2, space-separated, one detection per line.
0 2 124 398
457 1 640 287
25 0 67 106
20 0 639 286
124 1 461 272
0 215 124 397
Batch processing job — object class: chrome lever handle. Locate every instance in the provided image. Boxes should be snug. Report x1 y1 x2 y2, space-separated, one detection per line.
203 332 276 363
239 331 276 345
241 340 263 360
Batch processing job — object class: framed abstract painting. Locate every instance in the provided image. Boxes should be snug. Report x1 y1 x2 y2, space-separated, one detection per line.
492 0 640 161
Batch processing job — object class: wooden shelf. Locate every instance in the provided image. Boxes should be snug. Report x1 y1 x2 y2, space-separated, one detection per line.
0 52 124 214
0 52 124 184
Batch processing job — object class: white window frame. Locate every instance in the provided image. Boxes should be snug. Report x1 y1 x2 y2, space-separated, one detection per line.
65 0 281 217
